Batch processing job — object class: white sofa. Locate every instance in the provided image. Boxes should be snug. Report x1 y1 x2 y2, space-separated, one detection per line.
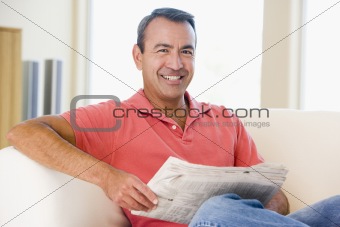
1 109 339 227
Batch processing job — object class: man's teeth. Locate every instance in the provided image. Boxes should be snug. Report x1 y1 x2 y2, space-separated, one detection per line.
162 75 181 80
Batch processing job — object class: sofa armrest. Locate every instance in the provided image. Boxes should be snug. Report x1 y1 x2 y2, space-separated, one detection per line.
0 146 131 227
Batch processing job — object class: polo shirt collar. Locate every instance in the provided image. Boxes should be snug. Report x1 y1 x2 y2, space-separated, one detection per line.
126 89 211 119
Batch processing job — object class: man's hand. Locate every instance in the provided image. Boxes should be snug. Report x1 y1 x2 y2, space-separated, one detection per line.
102 168 158 212
265 189 290 215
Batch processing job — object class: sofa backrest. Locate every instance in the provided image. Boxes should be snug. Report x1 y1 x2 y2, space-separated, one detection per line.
242 109 340 212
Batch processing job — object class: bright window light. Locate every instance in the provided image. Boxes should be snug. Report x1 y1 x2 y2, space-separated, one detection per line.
89 1 263 108
301 0 340 111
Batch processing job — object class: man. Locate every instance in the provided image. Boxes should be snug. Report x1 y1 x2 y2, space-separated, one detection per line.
7 7 340 227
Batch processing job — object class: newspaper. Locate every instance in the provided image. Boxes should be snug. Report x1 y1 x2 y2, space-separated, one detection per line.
132 157 288 224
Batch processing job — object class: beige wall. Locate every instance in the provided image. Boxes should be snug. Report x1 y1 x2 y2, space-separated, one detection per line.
0 0 89 114
261 0 303 109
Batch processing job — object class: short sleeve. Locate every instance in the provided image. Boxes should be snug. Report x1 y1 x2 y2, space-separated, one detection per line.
61 101 118 164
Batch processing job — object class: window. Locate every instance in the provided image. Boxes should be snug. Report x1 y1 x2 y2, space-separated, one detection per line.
301 0 340 111
89 1 264 108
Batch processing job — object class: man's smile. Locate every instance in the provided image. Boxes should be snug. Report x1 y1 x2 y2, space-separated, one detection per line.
161 75 184 81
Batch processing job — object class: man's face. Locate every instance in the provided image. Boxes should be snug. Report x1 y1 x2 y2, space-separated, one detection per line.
133 17 196 104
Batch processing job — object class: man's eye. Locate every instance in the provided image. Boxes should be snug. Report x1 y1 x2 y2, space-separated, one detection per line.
182 50 194 56
157 49 168 53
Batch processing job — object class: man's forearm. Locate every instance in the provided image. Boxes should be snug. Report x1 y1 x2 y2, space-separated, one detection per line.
265 189 290 215
7 118 158 211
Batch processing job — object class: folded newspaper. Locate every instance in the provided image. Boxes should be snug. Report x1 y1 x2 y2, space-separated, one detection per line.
132 157 288 224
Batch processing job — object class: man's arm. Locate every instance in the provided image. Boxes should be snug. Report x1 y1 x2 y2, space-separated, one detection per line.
7 115 157 211
265 189 290 215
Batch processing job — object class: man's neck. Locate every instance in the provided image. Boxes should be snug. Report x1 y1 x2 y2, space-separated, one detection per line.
156 98 187 111
144 90 189 130
144 91 187 111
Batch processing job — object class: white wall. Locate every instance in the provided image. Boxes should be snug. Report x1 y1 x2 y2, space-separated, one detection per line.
0 0 89 114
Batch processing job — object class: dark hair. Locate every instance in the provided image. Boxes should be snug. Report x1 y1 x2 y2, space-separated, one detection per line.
137 8 196 53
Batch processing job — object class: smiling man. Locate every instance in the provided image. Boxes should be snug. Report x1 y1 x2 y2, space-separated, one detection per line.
133 15 196 130
7 7 340 227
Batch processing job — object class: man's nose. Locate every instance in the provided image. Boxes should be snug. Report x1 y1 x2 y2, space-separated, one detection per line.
166 52 183 70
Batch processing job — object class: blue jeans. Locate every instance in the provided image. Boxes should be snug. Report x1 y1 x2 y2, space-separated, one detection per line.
189 194 340 227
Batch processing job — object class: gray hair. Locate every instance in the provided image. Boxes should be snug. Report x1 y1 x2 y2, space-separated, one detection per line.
137 8 196 53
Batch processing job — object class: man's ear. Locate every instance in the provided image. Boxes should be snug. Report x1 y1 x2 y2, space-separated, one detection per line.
132 44 143 70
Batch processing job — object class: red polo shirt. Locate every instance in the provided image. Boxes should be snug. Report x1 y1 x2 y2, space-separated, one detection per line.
61 89 263 227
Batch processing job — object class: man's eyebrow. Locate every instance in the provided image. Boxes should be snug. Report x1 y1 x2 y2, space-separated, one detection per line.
153 43 173 50
182 44 195 50
153 43 195 50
